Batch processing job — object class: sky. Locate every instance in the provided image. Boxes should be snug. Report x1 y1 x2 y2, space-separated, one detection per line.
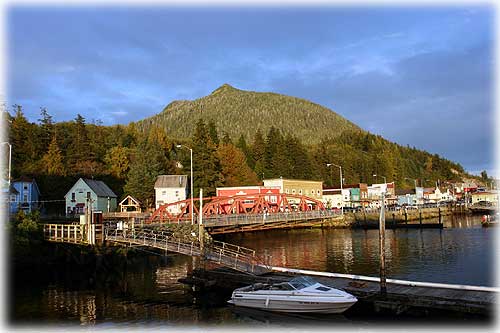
5 5 496 177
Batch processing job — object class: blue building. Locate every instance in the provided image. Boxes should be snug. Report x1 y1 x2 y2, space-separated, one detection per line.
10 177 41 214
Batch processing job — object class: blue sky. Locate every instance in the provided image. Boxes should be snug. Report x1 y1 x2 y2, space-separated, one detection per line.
6 5 495 176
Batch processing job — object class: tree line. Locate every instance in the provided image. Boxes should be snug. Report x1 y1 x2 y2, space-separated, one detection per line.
6 105 470 214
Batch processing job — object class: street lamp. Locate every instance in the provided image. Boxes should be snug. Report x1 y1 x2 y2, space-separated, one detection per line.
176 144 194 225
327 163 343 215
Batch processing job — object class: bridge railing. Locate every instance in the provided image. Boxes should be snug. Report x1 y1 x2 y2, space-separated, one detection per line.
201 209 341 227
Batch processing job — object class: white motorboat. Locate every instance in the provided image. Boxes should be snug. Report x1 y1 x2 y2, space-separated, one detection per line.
227 276 357 314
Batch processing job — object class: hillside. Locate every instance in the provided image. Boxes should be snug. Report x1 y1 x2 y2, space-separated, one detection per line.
134 84 362 144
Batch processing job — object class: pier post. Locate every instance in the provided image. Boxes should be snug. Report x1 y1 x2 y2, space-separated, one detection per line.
199 189 204 253
379 191 387 295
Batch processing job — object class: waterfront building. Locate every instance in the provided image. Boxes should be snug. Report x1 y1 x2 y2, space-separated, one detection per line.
396 188 417 206
154 175 188 213
9 176 41 214
263 178 323 202
471 190 499 206
321 187 343 209
367 182 396 207
64 178 117 216
216 186 280 197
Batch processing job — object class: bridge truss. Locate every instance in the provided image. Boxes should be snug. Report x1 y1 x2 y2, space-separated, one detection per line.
150 193 326 223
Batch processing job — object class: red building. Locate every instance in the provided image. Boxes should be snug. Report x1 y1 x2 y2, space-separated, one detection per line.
216 186 280 197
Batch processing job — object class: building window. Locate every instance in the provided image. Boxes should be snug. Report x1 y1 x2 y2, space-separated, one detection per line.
10 195 15 202
87 192 91 199
299 190 302 195
317 190 321 195
23 185 28 191
175 190 179 197
162 190 166 195
71 193 75 202
285 189 289 194
292 189 296 194
23 194 28 202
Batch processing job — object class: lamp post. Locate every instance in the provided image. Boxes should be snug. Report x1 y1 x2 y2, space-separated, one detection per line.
327 163 343 215
176 144 194 225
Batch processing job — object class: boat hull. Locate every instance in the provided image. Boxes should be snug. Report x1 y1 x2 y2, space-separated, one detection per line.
229 296 357 314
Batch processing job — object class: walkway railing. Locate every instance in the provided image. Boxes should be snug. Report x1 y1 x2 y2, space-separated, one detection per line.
104 226 270 274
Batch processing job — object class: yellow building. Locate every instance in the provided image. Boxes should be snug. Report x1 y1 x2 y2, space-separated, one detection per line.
263 178 323 200
471 191 499 205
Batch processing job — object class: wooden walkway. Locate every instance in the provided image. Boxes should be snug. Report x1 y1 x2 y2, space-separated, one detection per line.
184 266 498 316
43 224 271 275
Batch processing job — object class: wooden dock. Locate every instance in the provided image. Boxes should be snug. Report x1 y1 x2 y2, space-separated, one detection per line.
181 266 497 317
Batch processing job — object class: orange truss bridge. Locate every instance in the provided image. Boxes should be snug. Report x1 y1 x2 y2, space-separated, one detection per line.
150 193 328 224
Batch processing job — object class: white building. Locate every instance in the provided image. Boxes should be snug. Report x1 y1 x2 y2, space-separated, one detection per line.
154 175 188 213
322 188 343 209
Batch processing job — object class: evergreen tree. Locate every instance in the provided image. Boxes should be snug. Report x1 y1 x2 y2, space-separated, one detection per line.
124 139 166 206
38 107 53 154
236 134 253 169
207 120 220 146
251 129 265 180
104 145 130 179
191 119 223 196
42 135 66 176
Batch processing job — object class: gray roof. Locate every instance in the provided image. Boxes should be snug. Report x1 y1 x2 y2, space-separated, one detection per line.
82 179 117 198
155 175 188 188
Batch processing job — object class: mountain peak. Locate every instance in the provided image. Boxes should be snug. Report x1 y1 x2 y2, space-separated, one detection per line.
211 83 239 95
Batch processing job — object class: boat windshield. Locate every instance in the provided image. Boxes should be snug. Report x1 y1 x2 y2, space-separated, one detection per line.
288 276 317 290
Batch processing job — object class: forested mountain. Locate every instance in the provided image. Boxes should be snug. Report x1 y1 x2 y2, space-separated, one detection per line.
134 84 361 144
5 84 483 214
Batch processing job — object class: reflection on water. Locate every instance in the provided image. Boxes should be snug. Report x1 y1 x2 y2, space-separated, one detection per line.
11 214 495 326
222 214 495 286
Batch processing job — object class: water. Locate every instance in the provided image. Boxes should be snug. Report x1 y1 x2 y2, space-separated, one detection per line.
10 214 496 327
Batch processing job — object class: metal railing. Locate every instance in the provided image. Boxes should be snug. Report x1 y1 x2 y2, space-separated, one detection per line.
156 209 342 226
104 226 270 274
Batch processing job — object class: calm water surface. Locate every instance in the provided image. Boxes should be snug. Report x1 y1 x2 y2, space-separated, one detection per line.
11 214 496 327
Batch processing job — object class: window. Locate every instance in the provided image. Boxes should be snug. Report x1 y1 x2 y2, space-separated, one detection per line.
285 189 289 194
317 190 321 195
299 189 302 195
10 195 15 202
175 190 179 197
162 190 166 195
292 189 296 194
71 193 75 202
86 192 91 199
23 194 28 202
23 185 28 191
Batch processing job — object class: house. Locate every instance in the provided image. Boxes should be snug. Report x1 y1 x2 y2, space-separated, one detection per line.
321 187 343 209
118 195 142 213
154 175 189 213
10 177 41 214
396 188 417 206
263 178 323 201
64 178 117 216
